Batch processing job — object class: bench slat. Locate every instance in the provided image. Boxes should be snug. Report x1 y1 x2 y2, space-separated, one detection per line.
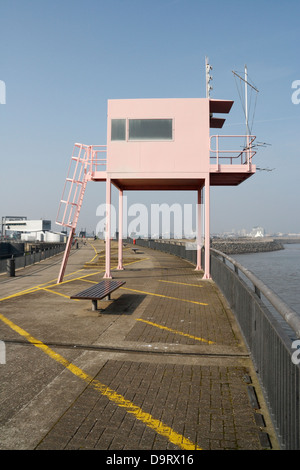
70 280 125 301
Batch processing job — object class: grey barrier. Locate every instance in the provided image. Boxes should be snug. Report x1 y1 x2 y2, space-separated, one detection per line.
0 244 66 274
130 238 300 450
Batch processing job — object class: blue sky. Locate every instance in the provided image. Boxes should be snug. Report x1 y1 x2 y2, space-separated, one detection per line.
1 0 300 236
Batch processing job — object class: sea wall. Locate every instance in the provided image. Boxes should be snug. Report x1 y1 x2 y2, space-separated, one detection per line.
0 241 65 259
211 238 284 255
139 237 285 255
0 242 25 259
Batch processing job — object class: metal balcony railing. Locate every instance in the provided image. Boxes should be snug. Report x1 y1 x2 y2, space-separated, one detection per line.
210 135 256 168
90 145 107 173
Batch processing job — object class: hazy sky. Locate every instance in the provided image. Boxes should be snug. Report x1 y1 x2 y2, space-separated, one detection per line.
1 0 299 236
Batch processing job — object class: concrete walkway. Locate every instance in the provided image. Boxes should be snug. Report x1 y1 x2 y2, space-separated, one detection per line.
0 240 279 451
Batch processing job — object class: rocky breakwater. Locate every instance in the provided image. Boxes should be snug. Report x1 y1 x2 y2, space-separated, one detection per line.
211 237 284 255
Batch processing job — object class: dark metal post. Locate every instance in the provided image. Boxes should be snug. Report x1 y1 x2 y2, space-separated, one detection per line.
7 256 15 277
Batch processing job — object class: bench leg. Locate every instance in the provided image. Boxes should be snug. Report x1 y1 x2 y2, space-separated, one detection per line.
92 300 98 311
104 294 111 301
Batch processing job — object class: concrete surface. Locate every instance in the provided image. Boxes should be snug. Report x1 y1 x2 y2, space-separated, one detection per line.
0 239 279 451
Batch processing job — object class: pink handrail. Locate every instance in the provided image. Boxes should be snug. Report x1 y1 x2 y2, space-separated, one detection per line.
56 144 107 228
90 145 107 173
210 135 256 166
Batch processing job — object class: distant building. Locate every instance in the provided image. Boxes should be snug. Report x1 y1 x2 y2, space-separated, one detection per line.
1 217 65 242
250 226 265 238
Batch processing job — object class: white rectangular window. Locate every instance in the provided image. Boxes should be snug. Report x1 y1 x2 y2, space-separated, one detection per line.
128 119 173 141
111 119 126 141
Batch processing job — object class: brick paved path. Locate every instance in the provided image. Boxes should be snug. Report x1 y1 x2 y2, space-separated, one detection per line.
0 241 278 450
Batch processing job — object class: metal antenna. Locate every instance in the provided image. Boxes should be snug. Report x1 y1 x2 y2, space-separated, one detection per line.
245 65 249 136
232 68 259 136
205 56 213 98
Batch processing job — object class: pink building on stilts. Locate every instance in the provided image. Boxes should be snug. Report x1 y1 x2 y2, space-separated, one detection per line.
56 96 256 283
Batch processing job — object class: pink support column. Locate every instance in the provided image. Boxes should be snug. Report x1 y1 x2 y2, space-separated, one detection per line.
203 175 211 279
57 227 75 283
104 177 112 278
117 189 124 270
195 186 202 271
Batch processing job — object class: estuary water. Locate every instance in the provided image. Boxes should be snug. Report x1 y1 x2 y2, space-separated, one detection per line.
231 244 300 316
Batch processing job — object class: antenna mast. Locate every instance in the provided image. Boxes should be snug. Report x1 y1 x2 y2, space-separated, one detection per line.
205 56 213 98
232 68 259 136
245 65 249 136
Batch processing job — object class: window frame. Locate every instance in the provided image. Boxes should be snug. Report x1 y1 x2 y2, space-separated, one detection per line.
128 118 173 142
111 118 174 142
111 119 126 141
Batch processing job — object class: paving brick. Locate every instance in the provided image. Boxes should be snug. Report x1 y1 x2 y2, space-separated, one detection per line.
0 240 278 450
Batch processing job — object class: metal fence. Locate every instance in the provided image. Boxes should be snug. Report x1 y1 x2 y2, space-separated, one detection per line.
0 244 66 274
131 238 300 450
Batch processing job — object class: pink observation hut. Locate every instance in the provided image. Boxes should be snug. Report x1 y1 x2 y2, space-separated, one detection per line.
56 96 256 283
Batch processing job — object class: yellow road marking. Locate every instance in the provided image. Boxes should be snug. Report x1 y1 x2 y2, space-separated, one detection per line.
0 288 40 302
42 288 80 301
122 257 149 267
136 318 214 344
120 287 208 306
49 257 149 290
44 257 149 291
0 312 201 451
0 242 101 302
0 258 149 303
158 280 203 288
0 268 108 302
89 242 98 256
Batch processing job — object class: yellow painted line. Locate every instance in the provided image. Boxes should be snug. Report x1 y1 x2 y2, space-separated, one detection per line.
0 243 102 302
83 250 133 267
120 287 208 306
89 242 98 256
59 241 113 276
0 312 201 451
0 258 149 303
122 257 150 267
45 257 149 291
136 318 215 344
50 270 108 287
0 271 104 303
0 287 42 302
51 258 149 289
42 288 80 301
158 280 203 288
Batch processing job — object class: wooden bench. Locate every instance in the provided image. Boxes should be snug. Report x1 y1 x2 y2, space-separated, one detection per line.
70 279 126 311
132 248 138 254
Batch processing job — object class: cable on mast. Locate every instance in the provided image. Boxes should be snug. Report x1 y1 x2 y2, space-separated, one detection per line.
232 68 259 138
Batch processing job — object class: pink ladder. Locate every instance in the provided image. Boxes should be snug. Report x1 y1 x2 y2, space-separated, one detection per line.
56 144 92 283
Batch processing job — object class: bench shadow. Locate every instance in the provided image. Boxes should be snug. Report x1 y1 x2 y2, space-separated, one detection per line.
98 293 146 316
